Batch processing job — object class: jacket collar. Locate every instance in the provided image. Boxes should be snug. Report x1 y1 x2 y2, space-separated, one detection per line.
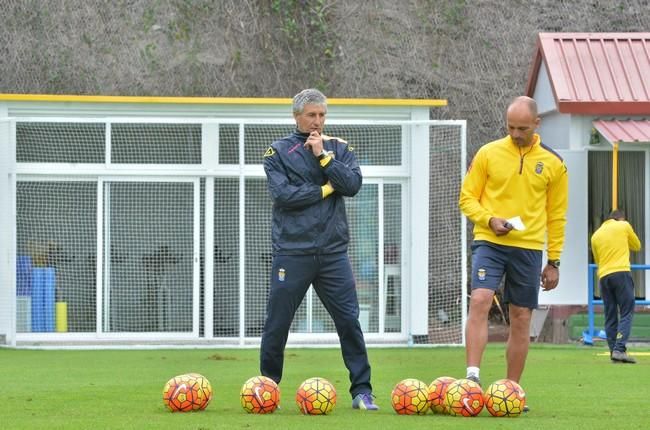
507 133 541 150
293 129 310 139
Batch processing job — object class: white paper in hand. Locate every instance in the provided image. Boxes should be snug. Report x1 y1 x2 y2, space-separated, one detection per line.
506 216 526 231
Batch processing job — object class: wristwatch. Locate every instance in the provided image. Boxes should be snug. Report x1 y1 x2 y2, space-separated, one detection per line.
318 150 332 160
547 259 560 268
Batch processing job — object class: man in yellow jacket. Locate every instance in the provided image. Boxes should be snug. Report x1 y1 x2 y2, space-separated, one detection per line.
591 210 641 364
459 96 569 397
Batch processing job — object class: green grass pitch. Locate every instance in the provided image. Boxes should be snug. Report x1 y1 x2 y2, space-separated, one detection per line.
1 343 648 429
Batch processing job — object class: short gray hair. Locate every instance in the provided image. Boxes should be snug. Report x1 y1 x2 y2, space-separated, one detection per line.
292 88 327 114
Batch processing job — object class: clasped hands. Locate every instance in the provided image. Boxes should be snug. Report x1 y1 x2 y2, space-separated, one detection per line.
304 131 324 156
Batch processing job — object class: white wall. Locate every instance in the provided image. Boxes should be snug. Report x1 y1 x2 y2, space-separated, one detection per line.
568 116 598 150
538 113 572 150
408 108 430 336
539 150 589 305
533 62 557 115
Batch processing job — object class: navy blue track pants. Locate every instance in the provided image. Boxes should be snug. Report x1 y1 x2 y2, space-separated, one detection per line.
600 271 636 353
259 252 372 397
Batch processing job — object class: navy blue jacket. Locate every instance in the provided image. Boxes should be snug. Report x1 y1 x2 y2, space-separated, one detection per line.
263 130 362 255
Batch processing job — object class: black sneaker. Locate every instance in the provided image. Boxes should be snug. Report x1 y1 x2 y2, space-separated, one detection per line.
466 375 481 387
611 350 637 364
523 405 530 413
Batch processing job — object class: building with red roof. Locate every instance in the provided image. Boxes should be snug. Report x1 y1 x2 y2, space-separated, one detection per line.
526 32 650 308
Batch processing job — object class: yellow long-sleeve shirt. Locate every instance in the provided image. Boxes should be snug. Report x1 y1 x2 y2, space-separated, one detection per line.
591 219 641 278
459 134 569 259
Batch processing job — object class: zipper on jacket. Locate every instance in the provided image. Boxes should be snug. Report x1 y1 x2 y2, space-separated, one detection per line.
518 146 533 175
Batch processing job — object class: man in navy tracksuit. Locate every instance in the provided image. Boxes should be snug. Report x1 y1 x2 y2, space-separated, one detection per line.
260 88 378 410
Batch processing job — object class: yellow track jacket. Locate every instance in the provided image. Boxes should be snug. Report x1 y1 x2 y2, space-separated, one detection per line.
591 219 641 278
459 134 568 260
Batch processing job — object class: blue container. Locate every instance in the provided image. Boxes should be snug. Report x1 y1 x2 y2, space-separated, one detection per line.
43 268 56 332
31 267 56 332
16 256 32 296
31 268 44 331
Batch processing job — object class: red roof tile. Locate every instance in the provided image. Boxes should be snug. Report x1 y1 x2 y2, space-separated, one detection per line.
593 119 650 144
526 33 650 115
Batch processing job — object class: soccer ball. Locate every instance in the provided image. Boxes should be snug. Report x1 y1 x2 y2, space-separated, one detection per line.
390 378 430 415
484 379 526 417
295 377 337 415
428 376 456 414
444 378 484 417
240 375 281 414
162 373 213 412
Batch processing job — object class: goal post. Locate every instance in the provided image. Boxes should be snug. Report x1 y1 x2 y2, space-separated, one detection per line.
0 115 466 347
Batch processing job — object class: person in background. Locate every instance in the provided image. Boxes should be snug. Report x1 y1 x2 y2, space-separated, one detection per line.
459 96 569 410
591 209 641 364
259 88 379 410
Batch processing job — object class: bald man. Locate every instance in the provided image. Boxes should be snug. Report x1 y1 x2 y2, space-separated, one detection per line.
459 97 569 404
